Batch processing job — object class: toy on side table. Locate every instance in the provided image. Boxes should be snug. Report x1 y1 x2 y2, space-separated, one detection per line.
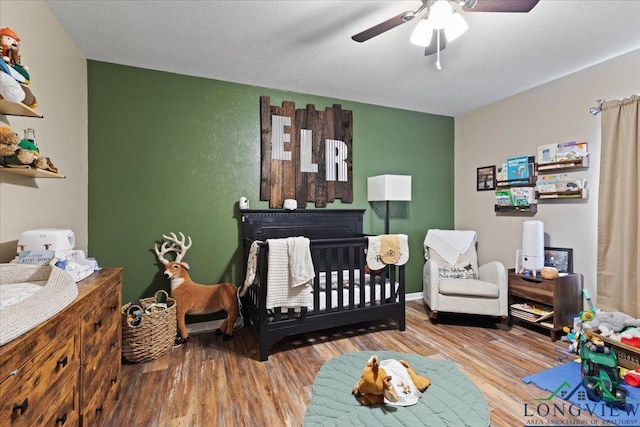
578 338 626 408
352 355 431 406
154 232 240 345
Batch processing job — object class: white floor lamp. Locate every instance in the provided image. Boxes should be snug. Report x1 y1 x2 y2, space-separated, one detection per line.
367 175 412 234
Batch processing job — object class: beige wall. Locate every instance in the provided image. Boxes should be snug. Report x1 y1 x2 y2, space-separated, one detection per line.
0 0 87 261
455 49 640 306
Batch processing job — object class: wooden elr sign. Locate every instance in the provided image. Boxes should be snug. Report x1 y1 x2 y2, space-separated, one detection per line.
260 96 353 208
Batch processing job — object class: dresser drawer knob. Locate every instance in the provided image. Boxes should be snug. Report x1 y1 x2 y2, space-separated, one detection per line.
57 355 68 368
56 412 68 426
94 320 102 330
111 375 118 385
12 398 28 416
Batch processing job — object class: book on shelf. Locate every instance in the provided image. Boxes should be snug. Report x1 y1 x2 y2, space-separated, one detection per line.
537 141 589 166
506 155 530 182
510 303 553 322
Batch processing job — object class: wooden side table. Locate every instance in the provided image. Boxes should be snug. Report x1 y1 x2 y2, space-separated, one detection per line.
508 268 582 341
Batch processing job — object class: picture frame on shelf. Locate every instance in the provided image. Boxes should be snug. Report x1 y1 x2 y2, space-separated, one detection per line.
477 165 496 191
544 247 573 273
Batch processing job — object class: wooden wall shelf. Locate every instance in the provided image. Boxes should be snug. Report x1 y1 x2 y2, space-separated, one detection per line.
494 204 537 213
0 97 43 118
536 156 589 172
536 189 588 200
0 166 65 178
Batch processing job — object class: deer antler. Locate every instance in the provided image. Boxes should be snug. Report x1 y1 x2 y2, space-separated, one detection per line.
161 232 192 262
154 232 192 265
154 241 173 265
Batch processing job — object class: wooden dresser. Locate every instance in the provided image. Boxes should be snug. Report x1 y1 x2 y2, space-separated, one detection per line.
0 268 123 427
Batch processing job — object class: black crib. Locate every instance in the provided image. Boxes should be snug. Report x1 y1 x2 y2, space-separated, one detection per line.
240 209 406 361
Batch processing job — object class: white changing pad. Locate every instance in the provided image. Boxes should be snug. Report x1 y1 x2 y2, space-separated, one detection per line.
0 264 78 346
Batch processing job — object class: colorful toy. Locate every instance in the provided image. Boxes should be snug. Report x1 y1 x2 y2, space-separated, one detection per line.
579 339 626 407
624 369 640 387
561 326 586 354
154 232 240 344
583 311 640 337
352 355 431 406
0 27 37 107
579 289 599 322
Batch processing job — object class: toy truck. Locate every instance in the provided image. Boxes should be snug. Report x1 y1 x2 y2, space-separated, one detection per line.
579 339 626 408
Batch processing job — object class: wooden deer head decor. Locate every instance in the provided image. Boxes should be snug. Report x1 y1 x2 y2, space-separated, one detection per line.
154 232 240 344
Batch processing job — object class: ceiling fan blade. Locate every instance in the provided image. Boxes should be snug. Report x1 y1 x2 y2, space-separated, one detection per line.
351 11 416 42
462 0 540 13
424 30 447 56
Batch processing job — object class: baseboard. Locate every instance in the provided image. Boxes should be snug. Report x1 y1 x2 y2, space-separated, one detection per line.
187 319 224 335
186 293 423 334
406 292 422 302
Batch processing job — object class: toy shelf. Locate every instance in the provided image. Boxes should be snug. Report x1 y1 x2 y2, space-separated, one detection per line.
0 97 43 118
0 165 65 178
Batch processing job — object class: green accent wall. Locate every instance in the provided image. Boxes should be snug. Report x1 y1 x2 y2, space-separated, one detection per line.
88 61 454 306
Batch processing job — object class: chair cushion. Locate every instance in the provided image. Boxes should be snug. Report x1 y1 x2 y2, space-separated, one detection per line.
438 278 500 298
428 247 479 277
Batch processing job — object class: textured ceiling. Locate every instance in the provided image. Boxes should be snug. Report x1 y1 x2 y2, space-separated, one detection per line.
44 0 640 117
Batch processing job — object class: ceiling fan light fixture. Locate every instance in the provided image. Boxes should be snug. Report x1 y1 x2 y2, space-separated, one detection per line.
444 12 469 42
410 18 434 46
429 0 453 29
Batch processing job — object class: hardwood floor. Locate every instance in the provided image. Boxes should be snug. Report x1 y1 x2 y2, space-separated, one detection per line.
105 300 613 426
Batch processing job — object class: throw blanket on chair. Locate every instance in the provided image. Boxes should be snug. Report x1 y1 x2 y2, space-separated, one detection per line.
424 230 476 265
366 234 409 271
265 238 313 310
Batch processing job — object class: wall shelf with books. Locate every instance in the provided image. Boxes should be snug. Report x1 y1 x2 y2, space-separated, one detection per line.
536 156 589 172
536 189 588 200
494 155 537 214
536 141 589 202
495 204 537 214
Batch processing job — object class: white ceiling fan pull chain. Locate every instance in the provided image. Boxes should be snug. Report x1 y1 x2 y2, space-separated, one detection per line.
436 29 442 70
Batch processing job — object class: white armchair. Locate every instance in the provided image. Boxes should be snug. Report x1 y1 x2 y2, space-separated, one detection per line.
422 229 508 323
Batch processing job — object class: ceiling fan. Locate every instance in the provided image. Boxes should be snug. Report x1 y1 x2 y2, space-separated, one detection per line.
351 0 540 69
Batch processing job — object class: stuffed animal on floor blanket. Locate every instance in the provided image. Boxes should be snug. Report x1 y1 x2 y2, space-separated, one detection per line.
352 355 431 406
155 232 240 344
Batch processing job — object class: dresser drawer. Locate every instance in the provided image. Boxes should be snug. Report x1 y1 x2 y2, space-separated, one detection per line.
0 326 79 426
509 274 554 306
81 285 120 358
81 319 120 404
35 377 80 427
81 347 121 427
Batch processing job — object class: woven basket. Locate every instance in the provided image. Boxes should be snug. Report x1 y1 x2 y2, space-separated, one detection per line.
121 290 177 363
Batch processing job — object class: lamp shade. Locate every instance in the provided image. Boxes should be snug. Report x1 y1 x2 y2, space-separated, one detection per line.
410 18 434 47
367 175 412 201
444 12 469 42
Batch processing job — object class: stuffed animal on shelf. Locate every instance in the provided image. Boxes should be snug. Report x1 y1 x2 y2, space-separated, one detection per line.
0 27 37 107
0 125 34 166
154 232 240 344
582 311 640 337
352 355 431 406
0 126 58 172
